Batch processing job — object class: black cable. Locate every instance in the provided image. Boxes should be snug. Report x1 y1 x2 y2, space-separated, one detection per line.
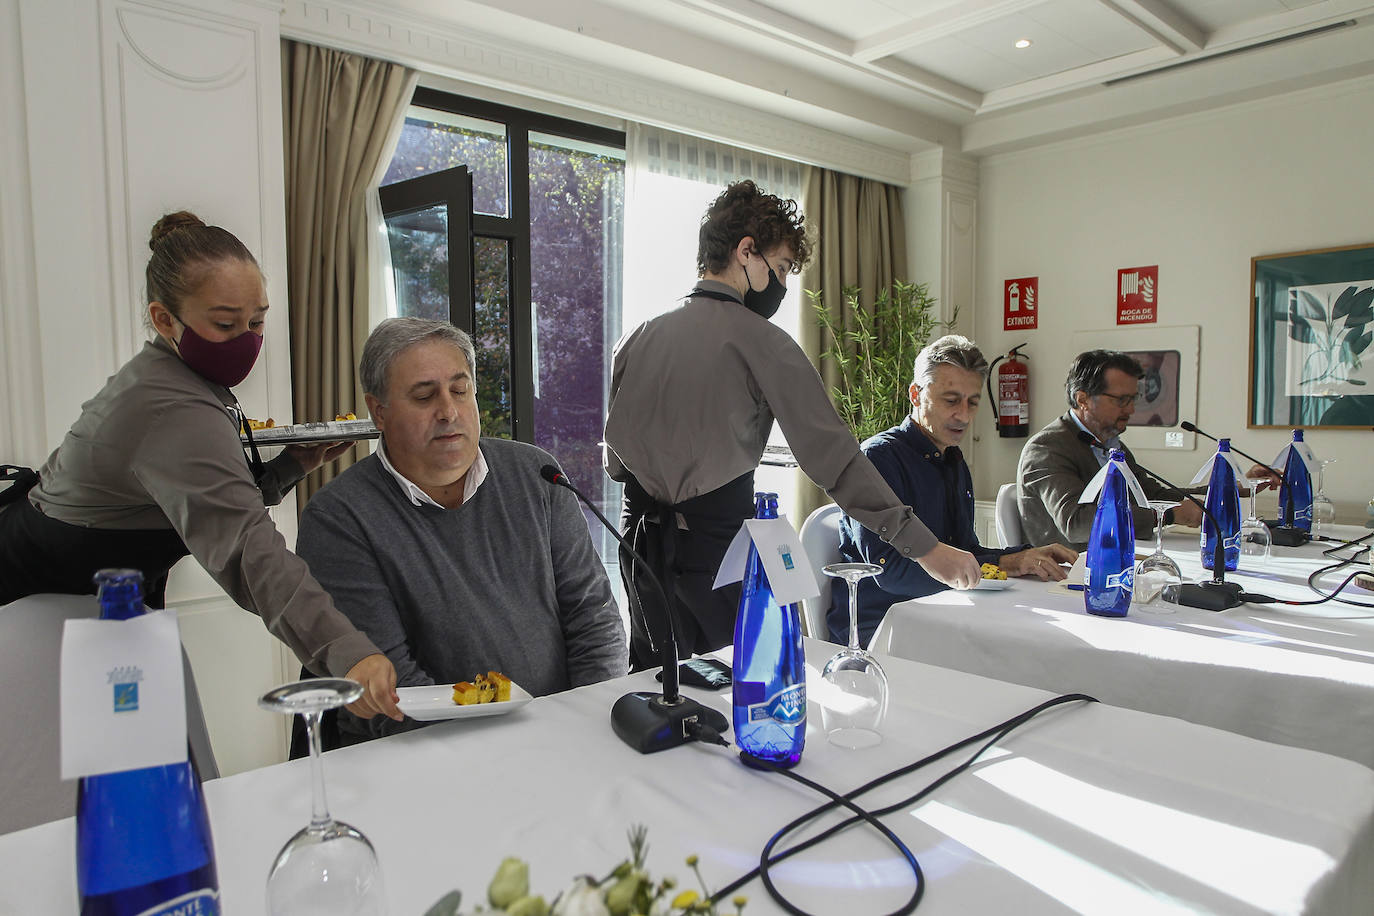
1318 531 1374 557
1240 535 1374 607
1246 565 1374 608
691 693 1097 913
686 719 920 916
733 693 1095 902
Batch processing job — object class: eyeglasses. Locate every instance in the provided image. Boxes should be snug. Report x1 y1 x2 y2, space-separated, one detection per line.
1096 392 1139 408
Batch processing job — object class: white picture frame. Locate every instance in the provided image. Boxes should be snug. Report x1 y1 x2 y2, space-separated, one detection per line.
1069 325 1200 452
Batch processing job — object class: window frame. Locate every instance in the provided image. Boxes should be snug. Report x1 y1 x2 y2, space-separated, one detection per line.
402 87 627 442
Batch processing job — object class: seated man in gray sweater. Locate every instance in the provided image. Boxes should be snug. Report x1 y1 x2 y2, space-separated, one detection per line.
297 318 628 743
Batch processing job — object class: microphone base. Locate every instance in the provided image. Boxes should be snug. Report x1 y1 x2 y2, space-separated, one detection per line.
1175 579 1243 611
611 691 730 754
1267 525 1311 547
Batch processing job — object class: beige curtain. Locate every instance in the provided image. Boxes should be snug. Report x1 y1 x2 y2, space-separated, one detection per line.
281 40 415 504
796 167 908 520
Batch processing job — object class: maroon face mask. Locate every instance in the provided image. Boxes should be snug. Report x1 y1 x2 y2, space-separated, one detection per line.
173 320 263 388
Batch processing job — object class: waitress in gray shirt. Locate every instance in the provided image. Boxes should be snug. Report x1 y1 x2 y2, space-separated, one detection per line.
0 211 402 723
604 180 980 667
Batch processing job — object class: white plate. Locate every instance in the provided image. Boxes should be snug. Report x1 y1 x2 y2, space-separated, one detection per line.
240 419 379 445
974 578 1013 590
397 682 533 722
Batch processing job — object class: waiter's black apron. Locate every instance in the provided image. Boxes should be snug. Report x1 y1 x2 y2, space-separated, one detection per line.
0 417 266 609
620 470 755 670
0 476 189 609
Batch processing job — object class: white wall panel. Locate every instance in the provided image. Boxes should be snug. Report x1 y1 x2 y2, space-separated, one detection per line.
973 75 1374 523
11 0 297 773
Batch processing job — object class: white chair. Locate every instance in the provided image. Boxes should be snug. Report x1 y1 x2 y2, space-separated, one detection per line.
995 482 1024 548
798 503 844 641
0 593 218 834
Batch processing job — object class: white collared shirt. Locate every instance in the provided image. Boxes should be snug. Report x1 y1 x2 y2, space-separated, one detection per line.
1070 412 1120 469
377 439 488 509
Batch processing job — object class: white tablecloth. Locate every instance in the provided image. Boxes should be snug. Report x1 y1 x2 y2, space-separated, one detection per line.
3 640 1374 915
872 525 1374 769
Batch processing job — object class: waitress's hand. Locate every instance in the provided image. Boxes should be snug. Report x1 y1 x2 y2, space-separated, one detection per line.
344 653 403 721
285 440 355 474
916 542 983 590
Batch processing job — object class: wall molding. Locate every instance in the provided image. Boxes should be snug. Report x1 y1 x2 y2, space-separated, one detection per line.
2 1 48 465
279 0 916 185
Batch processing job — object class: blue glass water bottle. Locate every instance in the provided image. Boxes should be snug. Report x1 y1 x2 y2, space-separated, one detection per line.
76 569 220 916
1084 451 1135 617
732 492 807 768
1278 430 1314 531
1200 439 1242 571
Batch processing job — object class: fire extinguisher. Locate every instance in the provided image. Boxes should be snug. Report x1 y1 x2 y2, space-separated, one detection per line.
987 344 1030 439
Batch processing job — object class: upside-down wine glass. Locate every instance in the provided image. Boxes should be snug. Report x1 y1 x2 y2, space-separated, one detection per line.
259 679 386 915
820 562 889 749
1134 500 1183 614
1240 483 1272 563
1314 459 1337 533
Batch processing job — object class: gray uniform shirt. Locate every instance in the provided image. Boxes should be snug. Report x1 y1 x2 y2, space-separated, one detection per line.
30 339 381 676
603 282 937 558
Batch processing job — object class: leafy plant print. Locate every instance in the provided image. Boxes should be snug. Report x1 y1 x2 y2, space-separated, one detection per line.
1287 282 1374 393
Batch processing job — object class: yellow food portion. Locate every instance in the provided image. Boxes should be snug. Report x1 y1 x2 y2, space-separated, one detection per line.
245 413 355 429
452 670 513 705
980 563 1008 580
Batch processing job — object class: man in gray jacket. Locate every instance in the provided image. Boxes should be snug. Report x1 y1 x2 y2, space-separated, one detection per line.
1016 350 1203 550
298 318 627 743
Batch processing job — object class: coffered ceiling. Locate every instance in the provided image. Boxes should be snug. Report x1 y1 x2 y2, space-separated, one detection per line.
302 0 1374 158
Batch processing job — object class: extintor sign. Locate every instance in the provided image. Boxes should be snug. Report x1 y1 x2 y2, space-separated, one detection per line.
1117 265 1158 324
1004 277 1038 330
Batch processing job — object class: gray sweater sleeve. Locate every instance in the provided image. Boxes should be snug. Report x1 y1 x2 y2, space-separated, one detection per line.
751 330 939 559
296 494 436 688
545 470 629 686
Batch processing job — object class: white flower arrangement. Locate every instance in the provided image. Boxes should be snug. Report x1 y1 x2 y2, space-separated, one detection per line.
424 826 747 916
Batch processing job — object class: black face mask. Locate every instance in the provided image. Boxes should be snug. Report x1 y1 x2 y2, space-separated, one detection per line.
742 252 786 319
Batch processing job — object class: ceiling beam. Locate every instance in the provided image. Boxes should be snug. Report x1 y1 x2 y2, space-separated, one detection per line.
850 0 1046 63
1097 0 1205 54
672 0 983 111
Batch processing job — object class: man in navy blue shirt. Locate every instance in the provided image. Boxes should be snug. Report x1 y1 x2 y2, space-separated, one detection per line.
831 335 1078 645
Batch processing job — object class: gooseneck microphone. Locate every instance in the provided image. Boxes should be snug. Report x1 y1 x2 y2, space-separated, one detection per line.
1075 433 1240 611
540 465 729 753
1181 421 1308 545
1130 462 1243 611
1179 422 1284 483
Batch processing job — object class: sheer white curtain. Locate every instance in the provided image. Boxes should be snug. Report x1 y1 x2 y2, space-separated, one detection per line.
622 123 810 520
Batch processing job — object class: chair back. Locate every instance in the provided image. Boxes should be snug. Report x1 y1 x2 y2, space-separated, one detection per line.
0 593 218 834
798 503 844 641
995 483 1025 547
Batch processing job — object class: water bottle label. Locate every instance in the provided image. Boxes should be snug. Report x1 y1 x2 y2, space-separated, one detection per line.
1294 506 1312 524
133 888 220 916
747 683 806 725
1103 568 1134 592
1222 531 1241 552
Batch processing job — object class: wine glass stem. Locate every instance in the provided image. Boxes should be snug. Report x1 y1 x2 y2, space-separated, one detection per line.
1249 487 1259 520
305 709 332 830
1154 507 1166 555
846 578 861 652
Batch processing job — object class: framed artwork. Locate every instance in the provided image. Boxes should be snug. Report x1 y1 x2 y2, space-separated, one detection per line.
1249 243 1374 429
1070 325 1200 451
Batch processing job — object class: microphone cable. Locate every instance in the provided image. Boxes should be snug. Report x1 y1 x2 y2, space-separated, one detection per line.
1238 547 1374 608
685 692 1097 915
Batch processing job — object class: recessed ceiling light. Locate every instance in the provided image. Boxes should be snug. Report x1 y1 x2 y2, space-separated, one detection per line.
1015 38 1032 49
